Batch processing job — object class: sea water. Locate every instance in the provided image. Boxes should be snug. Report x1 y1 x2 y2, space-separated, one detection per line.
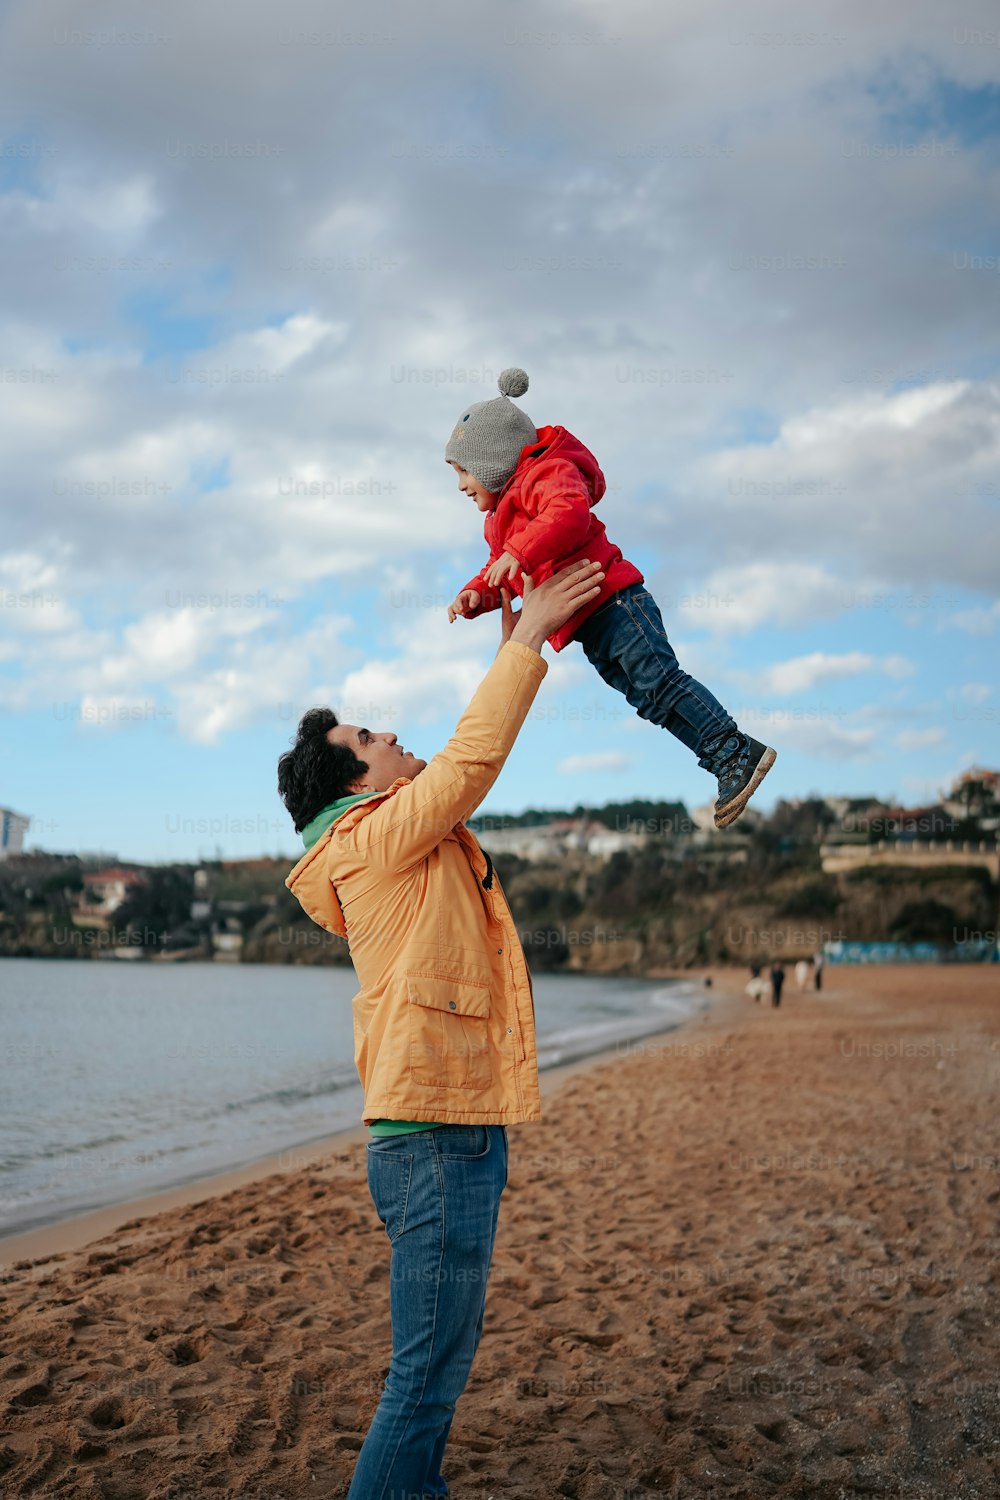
0 958 705 1237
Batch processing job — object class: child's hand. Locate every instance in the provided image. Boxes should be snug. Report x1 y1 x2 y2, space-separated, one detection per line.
496 588 520 655
483 551 525 589
447 588 481 623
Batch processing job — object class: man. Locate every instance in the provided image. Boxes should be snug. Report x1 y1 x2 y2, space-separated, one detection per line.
280 559 605 1500
770 962 785 1009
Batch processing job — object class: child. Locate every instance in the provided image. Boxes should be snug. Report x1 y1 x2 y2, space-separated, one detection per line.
445 368 775 828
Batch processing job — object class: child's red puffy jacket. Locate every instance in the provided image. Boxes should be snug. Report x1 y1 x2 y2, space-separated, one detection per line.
460 425 643 652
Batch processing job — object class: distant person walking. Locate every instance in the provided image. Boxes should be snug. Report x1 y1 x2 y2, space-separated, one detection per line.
795 959 810 993
745 971 766 1003
813 950 825 991
770 963 786 1009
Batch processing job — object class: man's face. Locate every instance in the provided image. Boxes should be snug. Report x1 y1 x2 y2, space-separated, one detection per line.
327 723 427 793
448 460 497 512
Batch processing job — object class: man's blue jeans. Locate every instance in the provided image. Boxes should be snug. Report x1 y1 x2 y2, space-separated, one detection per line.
347 1124 508 1500
573 583 743 774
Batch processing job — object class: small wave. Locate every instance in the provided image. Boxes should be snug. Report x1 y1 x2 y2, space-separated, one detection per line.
221 1069 358 1115
536 1014 693 1070
648 983 699 1007
2 1132 132 1170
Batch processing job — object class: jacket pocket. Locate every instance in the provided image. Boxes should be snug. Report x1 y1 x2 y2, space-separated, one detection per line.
407 973 492 1090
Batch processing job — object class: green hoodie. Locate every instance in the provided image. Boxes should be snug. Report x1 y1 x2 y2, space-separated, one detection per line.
302 792 445 1139
301 792 374 849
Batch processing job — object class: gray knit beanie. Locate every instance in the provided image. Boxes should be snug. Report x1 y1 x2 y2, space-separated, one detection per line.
445 367 537 494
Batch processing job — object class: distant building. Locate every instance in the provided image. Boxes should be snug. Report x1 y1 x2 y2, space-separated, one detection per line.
873 803 957 840
0 808 30 860
690 801 720 833
211 917 244 961
476 818 647 863
75 867 146 923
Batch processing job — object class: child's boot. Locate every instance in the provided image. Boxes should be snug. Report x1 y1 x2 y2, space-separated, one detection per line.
714 736 776 828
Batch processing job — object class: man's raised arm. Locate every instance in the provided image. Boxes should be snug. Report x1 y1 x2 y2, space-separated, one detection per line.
339 561 604 873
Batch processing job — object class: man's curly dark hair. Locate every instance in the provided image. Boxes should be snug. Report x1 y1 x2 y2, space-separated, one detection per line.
277 708 369 833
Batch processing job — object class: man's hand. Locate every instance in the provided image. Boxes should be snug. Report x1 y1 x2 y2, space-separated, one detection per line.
509 559 605 654
447 588 481 624
483 551 524 589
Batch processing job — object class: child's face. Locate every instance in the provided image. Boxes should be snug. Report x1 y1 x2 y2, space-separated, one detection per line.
448 461 497 512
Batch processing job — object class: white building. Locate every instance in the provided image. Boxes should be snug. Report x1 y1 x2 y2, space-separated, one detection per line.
476 818 647 863
75 867 146 923
0 808 30 860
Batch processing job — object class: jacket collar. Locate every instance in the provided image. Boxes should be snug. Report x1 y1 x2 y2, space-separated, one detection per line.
285 778 412 939
301 792 373 850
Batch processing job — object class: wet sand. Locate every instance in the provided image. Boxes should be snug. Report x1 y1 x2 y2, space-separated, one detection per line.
2 965 998 1498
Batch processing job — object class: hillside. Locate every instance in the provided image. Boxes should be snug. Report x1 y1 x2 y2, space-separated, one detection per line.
1 798 996 972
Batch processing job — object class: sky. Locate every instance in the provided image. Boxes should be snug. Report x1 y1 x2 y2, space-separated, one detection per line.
0 0 998 864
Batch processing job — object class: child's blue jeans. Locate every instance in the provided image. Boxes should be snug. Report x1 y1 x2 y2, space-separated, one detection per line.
573 583 743 774
347 1124 508 1500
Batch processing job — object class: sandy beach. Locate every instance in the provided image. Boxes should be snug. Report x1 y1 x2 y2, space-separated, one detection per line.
2 964 998 1499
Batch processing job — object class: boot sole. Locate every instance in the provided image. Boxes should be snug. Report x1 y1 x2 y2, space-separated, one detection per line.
715 746 777 829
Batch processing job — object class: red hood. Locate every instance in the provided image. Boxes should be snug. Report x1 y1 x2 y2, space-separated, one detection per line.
504 424 606 507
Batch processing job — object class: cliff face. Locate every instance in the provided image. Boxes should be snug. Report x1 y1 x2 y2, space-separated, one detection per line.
490 848 998 975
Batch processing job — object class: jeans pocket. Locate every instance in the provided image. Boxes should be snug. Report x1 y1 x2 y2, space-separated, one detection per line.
367 1148 413 1243
436 1124 491 1160
629 590 668 638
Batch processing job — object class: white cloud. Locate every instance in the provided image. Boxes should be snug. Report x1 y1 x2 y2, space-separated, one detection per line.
673 563 854 637
767 722 878 758
731 649 915 696
757 651 874 695
0 170 160 243
670 381 1000 597
0 549 80 632
75 694 172 733
172 613 354 744
557 751 632 774
948 600 1000 636
896 727 947 751
337 617 492 730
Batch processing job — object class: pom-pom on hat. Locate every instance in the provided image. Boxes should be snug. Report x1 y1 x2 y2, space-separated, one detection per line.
445 367 538 495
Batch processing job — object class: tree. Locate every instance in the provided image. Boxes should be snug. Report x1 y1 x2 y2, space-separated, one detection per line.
115 867 195 948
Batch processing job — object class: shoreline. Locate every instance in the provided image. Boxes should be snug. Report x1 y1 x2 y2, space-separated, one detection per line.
0 969 739 1265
